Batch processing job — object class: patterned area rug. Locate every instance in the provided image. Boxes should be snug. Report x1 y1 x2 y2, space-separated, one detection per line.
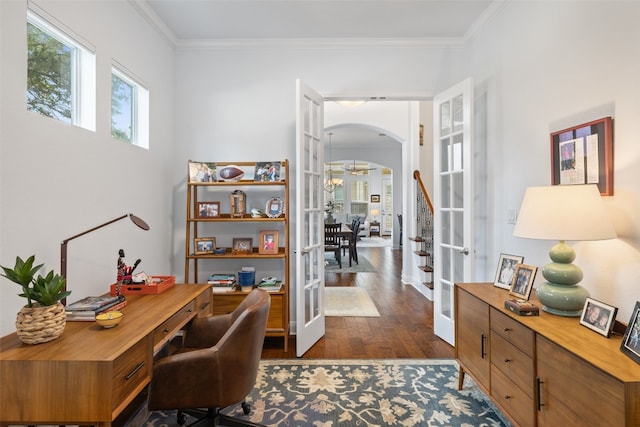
142 359 511 427
325 254 377 273
325 287 380 317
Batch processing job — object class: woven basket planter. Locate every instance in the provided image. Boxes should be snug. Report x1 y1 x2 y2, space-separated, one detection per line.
15 302 66 345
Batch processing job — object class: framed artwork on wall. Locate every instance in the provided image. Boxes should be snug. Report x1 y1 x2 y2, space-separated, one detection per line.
550 116 613 196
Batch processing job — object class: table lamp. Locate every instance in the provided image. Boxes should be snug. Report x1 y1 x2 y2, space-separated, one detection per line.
513 185 616 316
370 208 380 222
60 214 150 301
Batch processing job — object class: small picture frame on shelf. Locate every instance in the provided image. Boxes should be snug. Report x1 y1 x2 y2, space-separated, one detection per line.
259 230 279 255
371 194 380 203
266 197 284 218
508 264 537 300
188 161 217 182
194 237 216 255
494 253 524 290
197 201 220 218
232 237 253 254
254 162 281 182
620 301 640 364
580 297 618 338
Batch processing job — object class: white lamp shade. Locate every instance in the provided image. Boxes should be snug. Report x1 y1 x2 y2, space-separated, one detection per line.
513 184 616 241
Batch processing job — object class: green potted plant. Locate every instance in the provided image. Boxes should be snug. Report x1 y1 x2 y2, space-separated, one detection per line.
1 255 71 344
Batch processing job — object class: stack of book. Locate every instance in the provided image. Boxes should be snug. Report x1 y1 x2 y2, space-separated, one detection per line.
257 277 283 292
65 294 127 321
208 273 237 293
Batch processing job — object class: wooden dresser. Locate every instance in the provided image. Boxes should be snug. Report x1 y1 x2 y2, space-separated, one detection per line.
455 282 640 427
0 283 211 426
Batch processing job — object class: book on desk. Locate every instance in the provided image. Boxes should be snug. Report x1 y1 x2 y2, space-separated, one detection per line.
66 294 127 321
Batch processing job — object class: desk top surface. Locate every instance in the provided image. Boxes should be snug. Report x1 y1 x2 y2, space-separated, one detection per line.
0 283 209 362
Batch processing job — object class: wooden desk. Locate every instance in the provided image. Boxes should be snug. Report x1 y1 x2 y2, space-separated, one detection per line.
0 283 211 427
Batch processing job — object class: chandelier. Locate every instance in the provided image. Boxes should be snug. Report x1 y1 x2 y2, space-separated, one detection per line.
324 133 340 193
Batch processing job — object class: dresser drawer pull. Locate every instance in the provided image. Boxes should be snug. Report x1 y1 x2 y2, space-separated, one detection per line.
504 358 511 363
480 333 487 358
504 395 511 400
536 377 545 411
503 327 511 332
125 362 145 380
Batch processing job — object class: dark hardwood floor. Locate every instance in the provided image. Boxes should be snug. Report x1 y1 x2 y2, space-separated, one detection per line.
261 242 454 359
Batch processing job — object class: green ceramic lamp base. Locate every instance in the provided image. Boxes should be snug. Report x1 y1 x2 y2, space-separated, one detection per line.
537 240 590 317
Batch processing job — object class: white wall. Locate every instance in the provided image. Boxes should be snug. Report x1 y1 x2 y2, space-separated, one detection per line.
169 47 455 276
0 0 175 336
467 1 640 322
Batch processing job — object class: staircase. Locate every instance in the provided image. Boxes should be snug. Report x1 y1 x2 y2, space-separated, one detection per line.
410 170 434 290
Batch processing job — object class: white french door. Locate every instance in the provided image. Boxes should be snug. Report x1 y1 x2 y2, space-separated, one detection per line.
295 80 325 357
433 78 474 346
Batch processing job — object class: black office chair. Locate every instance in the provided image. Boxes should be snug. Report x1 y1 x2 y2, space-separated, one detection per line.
147 289 271 426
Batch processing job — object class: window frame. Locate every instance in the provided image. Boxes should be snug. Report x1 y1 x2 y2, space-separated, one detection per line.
111 63 149 149
26 7 95 131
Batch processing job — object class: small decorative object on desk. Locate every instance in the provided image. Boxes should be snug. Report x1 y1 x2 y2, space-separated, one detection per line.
95 310 124 328
1 255 71 344
505 299 540 316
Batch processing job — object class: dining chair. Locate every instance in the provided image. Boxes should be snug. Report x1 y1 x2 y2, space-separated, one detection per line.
324 223 342 268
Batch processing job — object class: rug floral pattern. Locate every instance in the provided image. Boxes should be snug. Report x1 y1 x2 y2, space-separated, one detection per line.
144 359 510 427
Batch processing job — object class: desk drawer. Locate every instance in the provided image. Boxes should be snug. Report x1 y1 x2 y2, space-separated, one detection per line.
490 308 533 355
112 338 149 410
153 300 196 349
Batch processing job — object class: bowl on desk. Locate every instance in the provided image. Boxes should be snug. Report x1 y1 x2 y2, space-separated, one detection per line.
96 311 124 328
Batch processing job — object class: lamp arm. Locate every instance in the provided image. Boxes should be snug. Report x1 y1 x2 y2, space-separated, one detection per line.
61 214 129 245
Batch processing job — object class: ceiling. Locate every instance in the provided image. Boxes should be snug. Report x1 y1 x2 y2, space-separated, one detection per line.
140 0 500 153
142 0 500 44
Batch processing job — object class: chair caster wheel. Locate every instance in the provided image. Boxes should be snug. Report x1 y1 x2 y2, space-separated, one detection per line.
177 410 187 425
242 402 251 414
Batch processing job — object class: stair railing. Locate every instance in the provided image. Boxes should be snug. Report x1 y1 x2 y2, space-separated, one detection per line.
412 170 434 288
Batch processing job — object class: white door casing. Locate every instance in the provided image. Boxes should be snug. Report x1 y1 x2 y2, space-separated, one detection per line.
295 80 325 357
432 78 474 346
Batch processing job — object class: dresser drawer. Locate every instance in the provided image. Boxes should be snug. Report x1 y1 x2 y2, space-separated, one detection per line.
490 332 534 398
491 364 535 427
153 300 196 350
111 338 150 410
490 308 534 355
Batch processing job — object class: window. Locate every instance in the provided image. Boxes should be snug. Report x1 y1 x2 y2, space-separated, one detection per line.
26 8 95 130
111 65 149 148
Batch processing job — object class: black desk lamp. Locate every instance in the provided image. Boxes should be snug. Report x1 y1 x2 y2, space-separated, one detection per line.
60 214 150 300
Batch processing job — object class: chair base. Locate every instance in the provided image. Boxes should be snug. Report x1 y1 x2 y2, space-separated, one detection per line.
178 405 266 427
